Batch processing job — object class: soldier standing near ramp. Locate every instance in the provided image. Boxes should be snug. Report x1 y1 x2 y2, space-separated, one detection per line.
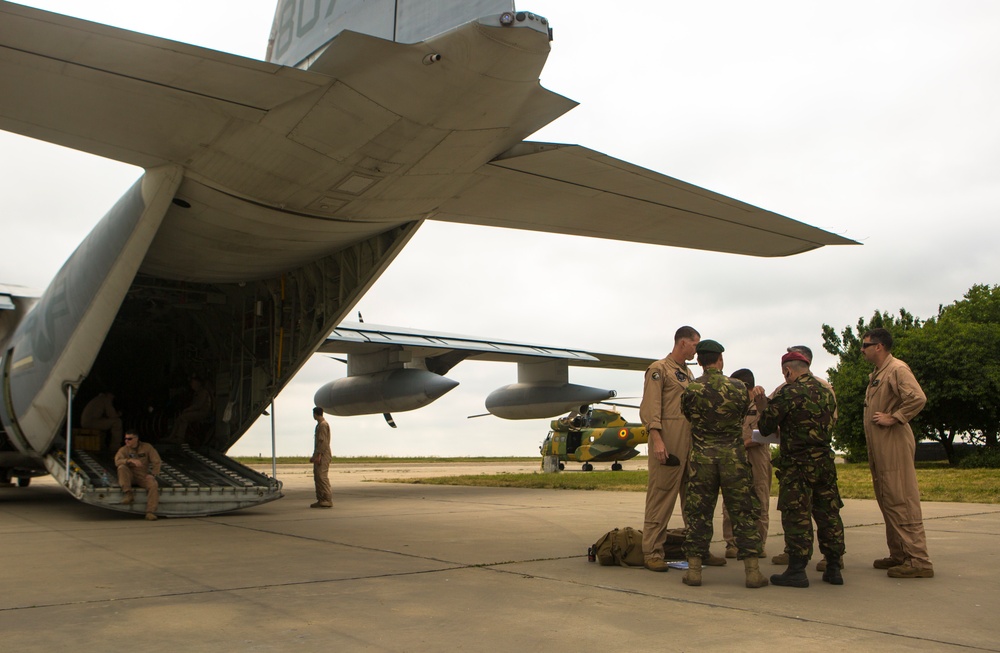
755 351 844 587
639 326 699 572
310 406 333 508
679 340 767 588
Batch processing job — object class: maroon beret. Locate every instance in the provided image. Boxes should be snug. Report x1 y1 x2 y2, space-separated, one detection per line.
781 351 810 365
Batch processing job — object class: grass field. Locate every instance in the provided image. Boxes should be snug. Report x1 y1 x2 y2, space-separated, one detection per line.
379 461 1000 504
233 457 1000 503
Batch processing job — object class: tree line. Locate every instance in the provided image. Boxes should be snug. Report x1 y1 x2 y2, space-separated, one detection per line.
821 284 1000 466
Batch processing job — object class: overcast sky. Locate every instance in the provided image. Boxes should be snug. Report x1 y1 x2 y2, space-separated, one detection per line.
3 1 998 459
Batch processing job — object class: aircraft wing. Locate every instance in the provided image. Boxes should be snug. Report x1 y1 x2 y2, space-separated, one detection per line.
317 322 654 375
0 2 324 168
434 142 857 258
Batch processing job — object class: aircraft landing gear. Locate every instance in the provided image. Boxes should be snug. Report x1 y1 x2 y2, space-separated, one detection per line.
611 462 623 471
17 476 31 487
558 462 565 471
582 463 594 471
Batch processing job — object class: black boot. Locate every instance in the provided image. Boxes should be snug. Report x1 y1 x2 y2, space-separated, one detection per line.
770 555 809 588
822 555 843 585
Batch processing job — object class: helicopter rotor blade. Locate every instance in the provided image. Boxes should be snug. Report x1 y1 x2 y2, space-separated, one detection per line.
467 413 492 419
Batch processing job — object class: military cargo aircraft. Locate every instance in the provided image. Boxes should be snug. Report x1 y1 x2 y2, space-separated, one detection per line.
0 0 855 516
540 406 647 471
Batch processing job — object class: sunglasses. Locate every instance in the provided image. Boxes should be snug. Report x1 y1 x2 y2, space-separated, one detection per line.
861 342 879 349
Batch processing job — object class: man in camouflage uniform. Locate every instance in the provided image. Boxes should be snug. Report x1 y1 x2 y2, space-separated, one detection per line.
680 340 767 589
722 368 771 560
755 351 845 588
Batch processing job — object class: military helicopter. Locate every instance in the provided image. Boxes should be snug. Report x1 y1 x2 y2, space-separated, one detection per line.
539 403 647 471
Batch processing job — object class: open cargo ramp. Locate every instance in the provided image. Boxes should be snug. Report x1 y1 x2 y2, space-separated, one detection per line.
45 445 283 516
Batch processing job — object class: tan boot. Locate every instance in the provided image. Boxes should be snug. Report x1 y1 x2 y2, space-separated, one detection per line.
873 557 902 570
120 491 134 505
683 557 703 586
644 558 669 572
725 545 738 559
704 552 727 566
744 557 769 588
771 551 789 565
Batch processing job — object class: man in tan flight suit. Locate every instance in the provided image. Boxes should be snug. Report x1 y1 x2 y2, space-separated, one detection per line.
310 406 333 508
114 430 161 520
723 368 771 559
862 328 933 578
641 326 723 571
81 390 123 448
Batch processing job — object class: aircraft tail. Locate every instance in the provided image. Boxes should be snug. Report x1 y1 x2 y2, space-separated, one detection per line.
267 0 516 68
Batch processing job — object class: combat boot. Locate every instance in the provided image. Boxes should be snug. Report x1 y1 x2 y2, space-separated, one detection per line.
704 551 727 566
771 551 789 565
873 557 903 569
817 555 844 572
822 555 843 585
682 557 703 586
644 558 669 573
725 545 738 559
120 491 134 505
744 557 769 588
770 555 809 588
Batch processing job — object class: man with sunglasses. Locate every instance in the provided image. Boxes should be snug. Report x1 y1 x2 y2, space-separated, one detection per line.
114 430 162 521
861 328 933 578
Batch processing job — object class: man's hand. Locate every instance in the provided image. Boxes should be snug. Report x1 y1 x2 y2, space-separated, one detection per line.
872 411 898 427
648 429 669 465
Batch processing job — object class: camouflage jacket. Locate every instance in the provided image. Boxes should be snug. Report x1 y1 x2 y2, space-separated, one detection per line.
681 368 749 449
758 372 837 461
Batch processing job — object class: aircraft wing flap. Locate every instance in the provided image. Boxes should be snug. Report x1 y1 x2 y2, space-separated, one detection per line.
317 323 654 371
433 142 858 258
0 3 325 167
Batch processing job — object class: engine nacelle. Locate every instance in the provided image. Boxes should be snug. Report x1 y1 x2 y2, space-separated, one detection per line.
314 369 459 416
485 383 616 420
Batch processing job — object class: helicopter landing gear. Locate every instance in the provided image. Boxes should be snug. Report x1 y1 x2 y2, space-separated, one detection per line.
611 462 623 471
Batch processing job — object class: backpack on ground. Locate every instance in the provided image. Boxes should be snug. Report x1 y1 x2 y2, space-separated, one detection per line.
589 527 645 567
662 527 687 561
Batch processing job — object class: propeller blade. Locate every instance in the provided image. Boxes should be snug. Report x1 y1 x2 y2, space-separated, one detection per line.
467 413 492 419
383 413 397 428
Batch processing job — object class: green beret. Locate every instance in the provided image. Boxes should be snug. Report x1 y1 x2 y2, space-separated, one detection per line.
696 339 724 353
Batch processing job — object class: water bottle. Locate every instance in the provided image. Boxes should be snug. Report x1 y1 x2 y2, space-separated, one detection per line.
100 472 110 486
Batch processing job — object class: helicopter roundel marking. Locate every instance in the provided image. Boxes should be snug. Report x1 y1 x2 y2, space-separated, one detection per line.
618 428 628 439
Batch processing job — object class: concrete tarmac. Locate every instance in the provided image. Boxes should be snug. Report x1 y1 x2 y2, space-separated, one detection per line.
2 461 998 652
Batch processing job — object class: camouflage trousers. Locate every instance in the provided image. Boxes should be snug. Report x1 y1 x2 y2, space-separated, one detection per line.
776 454 845 560
682 447 762 560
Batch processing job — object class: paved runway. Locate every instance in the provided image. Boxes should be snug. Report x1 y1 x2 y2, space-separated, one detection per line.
2 462 998 652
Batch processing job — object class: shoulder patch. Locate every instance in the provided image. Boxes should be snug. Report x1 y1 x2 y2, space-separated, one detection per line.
675 371 688 382
651 372 661 380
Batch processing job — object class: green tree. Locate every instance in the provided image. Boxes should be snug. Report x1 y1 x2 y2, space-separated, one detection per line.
823 285 1000 464
915 285 1000 453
